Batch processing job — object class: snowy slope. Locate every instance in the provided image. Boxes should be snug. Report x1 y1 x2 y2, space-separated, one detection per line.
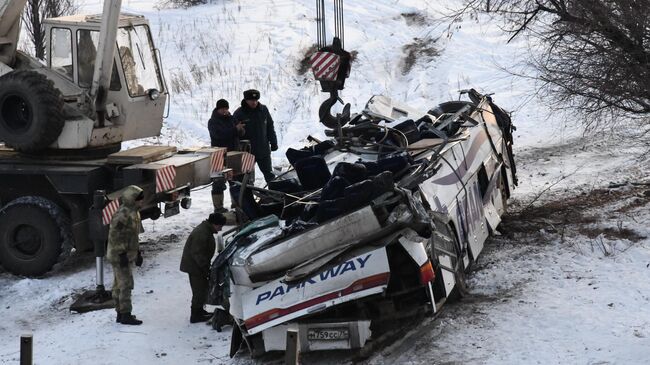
2 0 648 364
72 0 573 151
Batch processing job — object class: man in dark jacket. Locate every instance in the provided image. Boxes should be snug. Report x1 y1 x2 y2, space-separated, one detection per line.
180 213 227 323
208 99 245 151
232 89 279 182
208 99 245 213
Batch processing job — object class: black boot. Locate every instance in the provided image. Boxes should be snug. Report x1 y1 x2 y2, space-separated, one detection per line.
115 312 122 323
119 312 143 325
212 308 233 332
190 307 212 323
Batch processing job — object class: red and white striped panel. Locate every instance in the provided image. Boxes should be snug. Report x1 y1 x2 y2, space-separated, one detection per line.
210 148 226 173
156 165 177 193
310 51 341 81
102 199 121 225
242 152 256 174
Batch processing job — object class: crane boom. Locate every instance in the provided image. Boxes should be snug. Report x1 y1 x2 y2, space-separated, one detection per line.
0 0 27 67
89 0 123 123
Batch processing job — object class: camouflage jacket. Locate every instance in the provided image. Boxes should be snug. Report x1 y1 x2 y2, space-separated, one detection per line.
107 186 143 263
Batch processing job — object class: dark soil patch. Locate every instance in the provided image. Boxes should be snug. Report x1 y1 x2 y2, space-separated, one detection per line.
615 192 650 213
402 37 439 74
297 44 319 75
501 185 649 241
578 226 646 242
142 233 183 253
50 250 97 277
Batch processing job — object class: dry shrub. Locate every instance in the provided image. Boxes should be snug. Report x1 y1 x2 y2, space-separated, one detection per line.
401 11 430 26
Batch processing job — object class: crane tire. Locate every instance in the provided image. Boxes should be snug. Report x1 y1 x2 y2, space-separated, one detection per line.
0 197 71 276
0 70 65 152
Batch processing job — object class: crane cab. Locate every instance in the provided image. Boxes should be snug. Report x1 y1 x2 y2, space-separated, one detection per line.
39 13 167 150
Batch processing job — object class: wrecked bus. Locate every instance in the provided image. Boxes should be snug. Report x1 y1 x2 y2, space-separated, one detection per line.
209 89 517 356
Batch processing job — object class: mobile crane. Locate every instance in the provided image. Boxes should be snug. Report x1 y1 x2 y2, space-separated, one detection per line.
0 0 240 278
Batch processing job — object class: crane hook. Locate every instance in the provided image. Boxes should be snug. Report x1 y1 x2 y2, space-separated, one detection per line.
319 90 351 129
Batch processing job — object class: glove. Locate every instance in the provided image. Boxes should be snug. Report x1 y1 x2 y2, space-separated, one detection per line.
270 143 278 152
235 122 246 135
119 252 129 268
135 251 143 267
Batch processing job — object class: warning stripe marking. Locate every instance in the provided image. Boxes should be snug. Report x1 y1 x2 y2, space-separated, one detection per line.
211 148 226 173
311 53 340 79
156 165 177 193
311 51 337 69
317 55 340 79
310 51 341 81
242 152 256 173
102 199 121 225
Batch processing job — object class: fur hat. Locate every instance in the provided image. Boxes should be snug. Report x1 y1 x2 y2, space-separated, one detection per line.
216 99 229 109
208 213 227 226
243 89 260 100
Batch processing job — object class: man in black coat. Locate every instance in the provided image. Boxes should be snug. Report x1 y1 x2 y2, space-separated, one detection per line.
208 99 245 151
208 99 245 212
232 89 279 182
180 213 226 323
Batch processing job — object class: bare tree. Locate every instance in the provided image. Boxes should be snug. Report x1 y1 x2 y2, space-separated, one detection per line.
458 0 650 128
22 0 77 60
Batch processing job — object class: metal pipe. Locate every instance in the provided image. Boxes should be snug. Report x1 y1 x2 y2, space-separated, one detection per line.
96 257 104 287
91 190 107 290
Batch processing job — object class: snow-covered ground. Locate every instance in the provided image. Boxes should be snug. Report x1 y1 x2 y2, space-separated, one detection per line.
3 0 649 364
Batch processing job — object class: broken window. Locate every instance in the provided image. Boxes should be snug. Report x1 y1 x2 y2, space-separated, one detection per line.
477 164 489 199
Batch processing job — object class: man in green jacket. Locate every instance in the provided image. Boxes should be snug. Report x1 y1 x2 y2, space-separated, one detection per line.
107 185 145 325
180 213 227 323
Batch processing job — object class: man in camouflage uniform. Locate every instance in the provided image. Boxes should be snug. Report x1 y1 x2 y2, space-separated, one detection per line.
107 185 145 325
180 213 226 323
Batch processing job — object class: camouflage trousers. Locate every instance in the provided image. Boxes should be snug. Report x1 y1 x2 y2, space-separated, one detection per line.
112 262 134 314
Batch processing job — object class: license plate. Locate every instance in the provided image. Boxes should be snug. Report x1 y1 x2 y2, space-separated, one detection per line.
164 202 180 218
307 328 349 341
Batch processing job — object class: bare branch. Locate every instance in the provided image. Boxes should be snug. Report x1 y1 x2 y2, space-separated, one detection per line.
455 0 650 128
22 0 77 59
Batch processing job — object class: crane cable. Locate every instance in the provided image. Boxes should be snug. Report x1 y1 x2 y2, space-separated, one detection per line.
334 0 345 49
316 0 326 48
316 0 345 49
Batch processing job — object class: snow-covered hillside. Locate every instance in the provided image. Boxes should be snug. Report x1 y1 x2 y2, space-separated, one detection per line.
63 0 576 151
3 0 649 364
